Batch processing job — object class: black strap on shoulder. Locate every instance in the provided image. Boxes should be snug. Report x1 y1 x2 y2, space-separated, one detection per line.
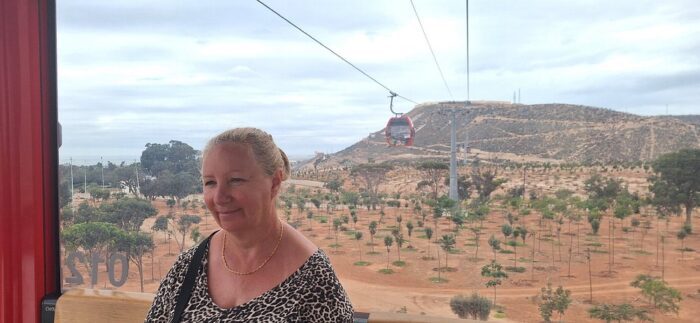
170 230 217 323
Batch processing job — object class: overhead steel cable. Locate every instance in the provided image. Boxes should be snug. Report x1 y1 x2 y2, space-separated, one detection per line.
409 0 454 100
465 0 470 101
255 0 417 105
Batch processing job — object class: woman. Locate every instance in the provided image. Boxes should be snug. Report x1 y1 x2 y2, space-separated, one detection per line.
146 128 353 322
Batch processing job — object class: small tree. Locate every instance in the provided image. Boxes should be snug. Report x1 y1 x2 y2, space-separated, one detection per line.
450 293 492 321
425 227 433 257
383 235 394 269
538 283 572 323
588 303 651 323
354 231 364 263
368 221 378 253
630 274 682 314
174 214 201 253
488 235 501 261
333 218 342 252
677 229 688 259
481 261 508 307
406 221 414 247
439 234 456 269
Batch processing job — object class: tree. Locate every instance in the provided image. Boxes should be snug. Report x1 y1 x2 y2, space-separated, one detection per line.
501 224 513 241
324 178 344 192
488 235 501 261
99 198 158 232
62 222 121 288
392 230 405 262
151 216 169 240
140 140 199 177
351 163 393 210
588 303 651 323
354 232 364 263
630 274 682 314
405 221 414 247
383 235 393 270
332 218 342 253
677 229 688 259
438 234 456 269
425 227 433 257
368 221 378 253
649 149 700 226
450 293 492 321
174 215 201 253
472 169 507 201
539 283 572 323
416 161 449 199
481 261 508 308
114 231 154 292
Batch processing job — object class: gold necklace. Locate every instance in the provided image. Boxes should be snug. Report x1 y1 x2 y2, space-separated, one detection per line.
221 220 284 275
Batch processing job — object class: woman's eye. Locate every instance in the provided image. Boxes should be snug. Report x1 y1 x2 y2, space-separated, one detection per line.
204 180 215 186
230 178 245 183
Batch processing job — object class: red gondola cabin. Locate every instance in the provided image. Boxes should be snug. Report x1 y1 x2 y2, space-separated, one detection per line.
385 115 415 146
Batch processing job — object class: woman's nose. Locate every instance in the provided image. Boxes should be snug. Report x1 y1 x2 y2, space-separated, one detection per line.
213 185 232 204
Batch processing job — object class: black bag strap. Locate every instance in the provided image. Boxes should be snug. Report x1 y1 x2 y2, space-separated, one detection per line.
170 230 218 323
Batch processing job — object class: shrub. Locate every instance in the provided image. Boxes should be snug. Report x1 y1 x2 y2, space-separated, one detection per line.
450 293 492 320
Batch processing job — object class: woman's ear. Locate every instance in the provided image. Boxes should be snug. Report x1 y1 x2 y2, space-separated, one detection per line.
271 169 283 197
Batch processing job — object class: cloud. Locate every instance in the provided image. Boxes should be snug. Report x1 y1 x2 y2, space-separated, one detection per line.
56 0 700 163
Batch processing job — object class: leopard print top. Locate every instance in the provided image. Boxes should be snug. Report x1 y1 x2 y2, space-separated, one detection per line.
145 244 353 322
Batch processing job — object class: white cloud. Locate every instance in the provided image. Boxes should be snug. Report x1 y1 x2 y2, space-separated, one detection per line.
56 0 700 163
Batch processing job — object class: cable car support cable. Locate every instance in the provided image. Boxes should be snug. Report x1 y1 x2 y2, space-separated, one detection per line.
255 0 417 105
410 0 453 100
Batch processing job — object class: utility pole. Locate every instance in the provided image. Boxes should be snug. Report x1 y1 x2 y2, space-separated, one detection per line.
70 157 74 208
449 110 458 201
101 156 105 188
135 160 141 197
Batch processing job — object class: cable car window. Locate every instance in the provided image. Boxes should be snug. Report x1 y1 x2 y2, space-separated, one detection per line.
56 1 698 321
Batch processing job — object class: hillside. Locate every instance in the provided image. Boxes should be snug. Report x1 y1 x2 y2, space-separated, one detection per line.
303 102 699 169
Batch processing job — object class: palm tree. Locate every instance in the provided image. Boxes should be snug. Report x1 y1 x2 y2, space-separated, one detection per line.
384 235 394 269
425 226 434 250
354 231 364 262
369 221 378 253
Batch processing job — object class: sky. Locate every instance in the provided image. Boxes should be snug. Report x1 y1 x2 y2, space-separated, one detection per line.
57 0 700 165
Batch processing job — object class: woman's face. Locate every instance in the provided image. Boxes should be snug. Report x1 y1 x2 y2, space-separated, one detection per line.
201 142 281 232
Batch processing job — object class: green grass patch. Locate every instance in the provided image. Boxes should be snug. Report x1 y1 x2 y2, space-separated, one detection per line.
378 268 394 274
366 251 381 255
329 243 342 248
585 242 603 247
464 243 477 247
392 260 407 267
343 230 358 236
590 249 608 254
499 249 514 254
354 261 371 266
448 248 465 254
429 277 449 283
401 247 417 252
505 266 526 273
632 249 652 255
679 247 695 252
418 235 429 239
518 257 534 263
493 311 507 319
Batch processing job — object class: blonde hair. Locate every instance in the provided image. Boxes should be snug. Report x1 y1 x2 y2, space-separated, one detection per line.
202 127 291 181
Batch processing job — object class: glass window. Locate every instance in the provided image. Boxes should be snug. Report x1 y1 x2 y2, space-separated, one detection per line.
57 1 697 321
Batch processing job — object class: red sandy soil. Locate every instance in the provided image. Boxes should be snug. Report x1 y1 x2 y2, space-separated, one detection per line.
61 167 700 322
